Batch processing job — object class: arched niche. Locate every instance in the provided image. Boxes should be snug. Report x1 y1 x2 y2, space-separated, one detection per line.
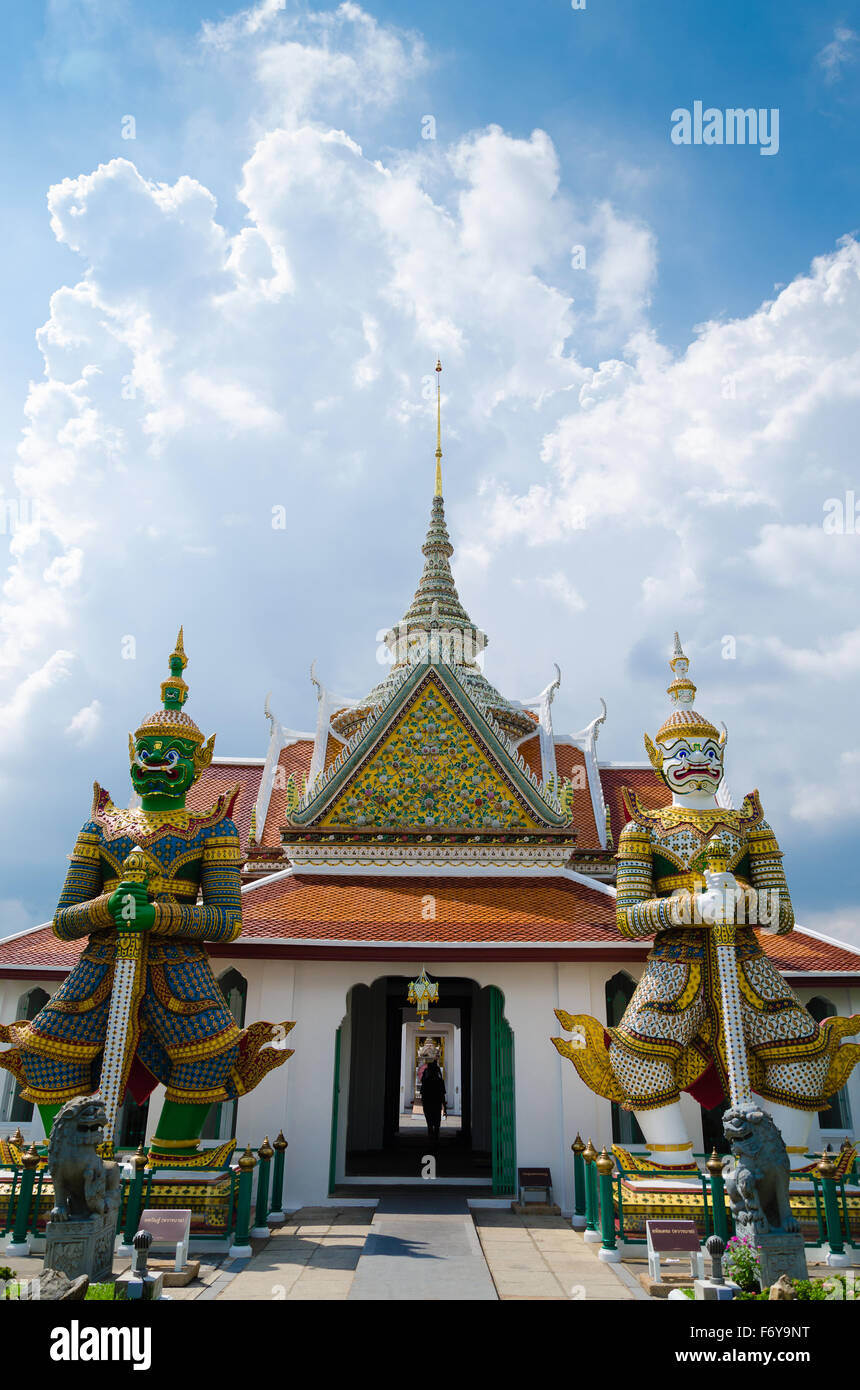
807 996 853 1131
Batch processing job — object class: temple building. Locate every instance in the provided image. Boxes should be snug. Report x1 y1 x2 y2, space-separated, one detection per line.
1 389 859 1211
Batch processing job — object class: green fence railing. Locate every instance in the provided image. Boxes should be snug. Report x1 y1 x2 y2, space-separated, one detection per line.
575 1145 858 1256
0 1144 258 1251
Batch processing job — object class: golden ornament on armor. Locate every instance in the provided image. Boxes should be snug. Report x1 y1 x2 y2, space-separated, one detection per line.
706 844 728 876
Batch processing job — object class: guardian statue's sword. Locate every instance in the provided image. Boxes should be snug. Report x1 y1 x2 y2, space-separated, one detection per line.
707 847 753 1110
98 846 153 1156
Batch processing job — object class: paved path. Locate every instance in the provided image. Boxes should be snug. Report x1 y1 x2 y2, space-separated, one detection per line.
211 1207 373 1302
1 1201 646 1301
348 1193 497 1301
473 1209 642 1301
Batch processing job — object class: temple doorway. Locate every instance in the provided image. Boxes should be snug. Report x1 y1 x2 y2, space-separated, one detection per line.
330 976 515 1192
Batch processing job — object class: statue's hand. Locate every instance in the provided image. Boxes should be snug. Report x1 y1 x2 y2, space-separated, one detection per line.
109 881 155 932
704 869 738 894
695 888 730 925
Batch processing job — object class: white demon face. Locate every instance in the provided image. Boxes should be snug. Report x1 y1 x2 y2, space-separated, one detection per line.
660 736 723 795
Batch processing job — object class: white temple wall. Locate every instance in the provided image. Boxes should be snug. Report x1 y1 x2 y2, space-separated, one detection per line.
178 955 675 1211
0 976 58 1143
795 982 860 1149
1 960 858 1212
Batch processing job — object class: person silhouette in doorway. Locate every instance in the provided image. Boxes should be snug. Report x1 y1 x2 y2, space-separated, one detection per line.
420 1058 447 1146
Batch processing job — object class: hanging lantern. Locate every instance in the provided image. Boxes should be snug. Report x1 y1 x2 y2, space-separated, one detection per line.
407 965 439 1025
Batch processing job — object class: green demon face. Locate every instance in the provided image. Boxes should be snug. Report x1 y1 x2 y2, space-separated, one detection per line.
660 735 724 796
130 734 198 801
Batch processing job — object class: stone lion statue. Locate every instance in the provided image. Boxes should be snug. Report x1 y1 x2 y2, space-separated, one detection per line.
722 1105 799 1236
48 1095 120 1223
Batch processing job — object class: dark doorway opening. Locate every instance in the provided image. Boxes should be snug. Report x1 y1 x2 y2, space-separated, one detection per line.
342 976 510 1184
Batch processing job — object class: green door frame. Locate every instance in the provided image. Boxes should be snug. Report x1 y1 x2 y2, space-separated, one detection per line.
328 1025 342 1195
489 986 516 1195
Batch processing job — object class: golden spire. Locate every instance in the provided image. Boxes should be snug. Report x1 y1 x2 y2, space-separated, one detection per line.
171 626 188 672
434 359 443 497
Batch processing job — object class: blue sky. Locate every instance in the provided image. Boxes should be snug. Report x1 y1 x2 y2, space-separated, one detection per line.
2 0 860 942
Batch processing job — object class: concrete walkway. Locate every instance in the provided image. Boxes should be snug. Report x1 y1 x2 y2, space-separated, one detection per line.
348 1193 497 1301
208 1196 639 1301
1 1201 643 1301
211 1207 373 1301
473 1209 642 1301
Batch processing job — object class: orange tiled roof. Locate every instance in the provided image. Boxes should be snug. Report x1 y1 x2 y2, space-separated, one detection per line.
518 734 542 780
324 732 343 773
240 874 618 942
0 927 80 972
554 744 600 849
600 766 670 844
0 907 857 973
189 762 263 847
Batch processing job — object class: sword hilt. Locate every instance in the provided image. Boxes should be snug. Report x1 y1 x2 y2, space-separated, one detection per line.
122 845 153 885
705 844 729 877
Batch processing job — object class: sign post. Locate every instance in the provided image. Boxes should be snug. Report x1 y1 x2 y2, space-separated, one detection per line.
646 1219 704 1283
138 1208 192 1273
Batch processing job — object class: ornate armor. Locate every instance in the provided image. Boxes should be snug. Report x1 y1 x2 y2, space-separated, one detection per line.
554 634 859 1141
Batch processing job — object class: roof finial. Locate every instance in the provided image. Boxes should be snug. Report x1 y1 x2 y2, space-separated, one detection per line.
434 359 443 498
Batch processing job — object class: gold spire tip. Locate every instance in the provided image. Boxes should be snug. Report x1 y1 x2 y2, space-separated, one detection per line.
171 626 188 670
434 359 443 496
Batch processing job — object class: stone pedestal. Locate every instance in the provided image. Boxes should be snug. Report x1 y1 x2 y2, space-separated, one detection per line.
44 1209 116 1284
694 1278 738 1301
115 1270 164 1301
756 1231 808 1287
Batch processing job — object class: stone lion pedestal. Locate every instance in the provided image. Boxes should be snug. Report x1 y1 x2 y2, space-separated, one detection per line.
45 1208 117 1284
41 1095 121 1285
756 1232 808 1287
723 1105 809 1287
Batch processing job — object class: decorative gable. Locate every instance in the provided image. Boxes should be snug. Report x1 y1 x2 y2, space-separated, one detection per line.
283 662 579 868
320 678 544 832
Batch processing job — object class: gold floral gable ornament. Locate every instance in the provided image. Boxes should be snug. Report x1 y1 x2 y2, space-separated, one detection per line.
407 966 439 1025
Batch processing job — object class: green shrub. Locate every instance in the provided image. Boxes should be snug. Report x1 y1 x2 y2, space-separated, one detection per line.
738 1274 853 1301
723 1235 761 1293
